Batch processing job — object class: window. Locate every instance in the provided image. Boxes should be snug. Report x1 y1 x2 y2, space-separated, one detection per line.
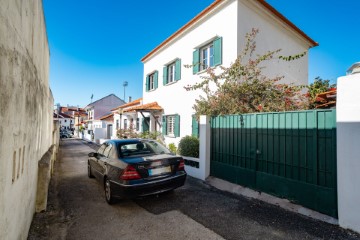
103 144 112 158
124 119 128 129
167 116 175 136
162 114 180 137
163 59 181 85
146 71 158 92
97 144 107 156
168 63 175 83
193 37 222 74
116 120 119 130
136 118 139 131
200 43 214 71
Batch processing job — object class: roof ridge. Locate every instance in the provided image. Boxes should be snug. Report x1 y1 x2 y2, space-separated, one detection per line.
141 0 317 62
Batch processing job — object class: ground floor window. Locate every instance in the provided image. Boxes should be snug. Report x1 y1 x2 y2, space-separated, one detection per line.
162 114 180 137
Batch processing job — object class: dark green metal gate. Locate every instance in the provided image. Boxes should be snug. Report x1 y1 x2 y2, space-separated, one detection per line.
210 110 337 217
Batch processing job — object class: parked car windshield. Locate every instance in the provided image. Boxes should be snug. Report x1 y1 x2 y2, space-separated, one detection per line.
117 140 170 157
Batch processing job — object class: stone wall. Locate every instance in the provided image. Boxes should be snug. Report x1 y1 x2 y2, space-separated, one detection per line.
0 1 53 239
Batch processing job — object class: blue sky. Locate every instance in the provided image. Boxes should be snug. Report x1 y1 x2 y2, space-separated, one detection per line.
43 0 360 107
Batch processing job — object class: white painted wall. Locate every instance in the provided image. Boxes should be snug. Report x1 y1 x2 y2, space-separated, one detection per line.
337 74 360 234
237 0 310 86
0 1 52 239
112 113 140 138
183 116 211 180
142 0 313 147
94 128 107 144
143 0 238 147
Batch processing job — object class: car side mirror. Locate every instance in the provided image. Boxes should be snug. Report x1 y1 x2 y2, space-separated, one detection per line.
88 152 98 157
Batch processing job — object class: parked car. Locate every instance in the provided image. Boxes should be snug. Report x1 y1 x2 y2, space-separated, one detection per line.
88 139 187 204
60 131 72 138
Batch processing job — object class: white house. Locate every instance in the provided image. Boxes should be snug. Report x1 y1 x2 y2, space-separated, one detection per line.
110 98 164 139
53 112 74 131
140 0 317 146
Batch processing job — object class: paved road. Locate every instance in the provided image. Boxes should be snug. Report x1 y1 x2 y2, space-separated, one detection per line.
28 139 360 240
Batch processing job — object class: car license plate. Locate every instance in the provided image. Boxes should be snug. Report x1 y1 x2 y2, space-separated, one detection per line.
148 166 171 176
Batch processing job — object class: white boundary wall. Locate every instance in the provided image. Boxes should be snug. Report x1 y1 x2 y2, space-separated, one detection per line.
337 74 360 233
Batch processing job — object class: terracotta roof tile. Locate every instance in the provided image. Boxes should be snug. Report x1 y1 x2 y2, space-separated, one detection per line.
111 98 143 111
124 102 163 112
99 113 114 120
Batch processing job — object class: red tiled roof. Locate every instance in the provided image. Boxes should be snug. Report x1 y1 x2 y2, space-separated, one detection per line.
141 0 317 62
111 98 143 111
100 113 114 121
124 102 163 112
53 112 73 119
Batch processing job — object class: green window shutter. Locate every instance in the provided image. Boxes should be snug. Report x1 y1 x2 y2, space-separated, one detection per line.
145 75 149 92
154 71 158 89
162 116 167 136
175 59 181 81
163 66 168 85
174 114 180 137
213 37 222 66
193 49 200 74
192 115 199 138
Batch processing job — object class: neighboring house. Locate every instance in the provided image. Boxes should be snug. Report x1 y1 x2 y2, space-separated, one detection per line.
110 98 149 138
53 112 74 131
56 106 87 132
140 0 317 146
83 94 125 142
100 113 115 139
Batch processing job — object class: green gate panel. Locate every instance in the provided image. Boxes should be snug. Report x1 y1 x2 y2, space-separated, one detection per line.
210 110 337 218
256 172 337 217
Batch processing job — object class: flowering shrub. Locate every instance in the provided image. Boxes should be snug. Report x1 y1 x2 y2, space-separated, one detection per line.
185 29 308 117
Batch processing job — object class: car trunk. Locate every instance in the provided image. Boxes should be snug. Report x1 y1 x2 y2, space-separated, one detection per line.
122 154 183 180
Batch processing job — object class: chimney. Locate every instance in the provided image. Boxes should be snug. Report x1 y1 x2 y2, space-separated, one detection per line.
128 96 132 103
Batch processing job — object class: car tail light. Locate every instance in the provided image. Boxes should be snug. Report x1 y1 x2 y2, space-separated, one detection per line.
178 159 185 171
120 165 141 180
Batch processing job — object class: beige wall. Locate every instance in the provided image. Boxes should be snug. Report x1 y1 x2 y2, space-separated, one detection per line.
0 0 53 239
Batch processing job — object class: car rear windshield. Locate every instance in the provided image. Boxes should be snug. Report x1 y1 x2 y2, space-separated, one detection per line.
118 140 171 157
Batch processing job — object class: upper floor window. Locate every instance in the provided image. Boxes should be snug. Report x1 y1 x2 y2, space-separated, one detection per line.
168 63 175 83
200 43 214 71
146 71 158 92
193 37 222 74
163 59 181 85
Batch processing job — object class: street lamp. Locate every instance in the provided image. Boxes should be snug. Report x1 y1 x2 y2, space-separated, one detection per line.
123 81 128 102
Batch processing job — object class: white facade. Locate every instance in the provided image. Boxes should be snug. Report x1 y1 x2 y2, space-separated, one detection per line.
58 118 74 130
142 0 316 146
337 73 360 234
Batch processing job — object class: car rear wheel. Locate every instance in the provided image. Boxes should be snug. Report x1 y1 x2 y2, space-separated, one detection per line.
88 162 94 178
105 179 116 204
